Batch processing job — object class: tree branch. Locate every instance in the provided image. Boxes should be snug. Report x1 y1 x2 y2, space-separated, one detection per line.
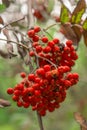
27 0 35 29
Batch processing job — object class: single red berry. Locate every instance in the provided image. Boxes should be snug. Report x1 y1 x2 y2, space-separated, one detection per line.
36 68 45 76
16 84 24 91
39 109 46 116
27 30 35 38
17 101 23 107
73 73 79 79
14 90 21 96
64 80 71 88
28 74 35 81
29 51 35 56
12 95 19 101
32 35 39 42
33 42 39 47
35 77 41 83
43 65 51 72
20 72 26 78
43 46 51 53
66 40 73 47
64 46 70 53
23 102 30 108
7 88 14 95
27 87 34 94
48 41 55 48
53 38 60 44
41 36 48 43
36 45 42 53
34 26 41 33
34 90 41 97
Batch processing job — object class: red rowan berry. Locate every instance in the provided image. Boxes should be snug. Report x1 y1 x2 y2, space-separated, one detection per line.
12 95 19 101
28 74 35 81
32 35 39 42
66 40 73 47
7 88 14 95
34 26 41 33
43 46 51 53
27 30 35 38
36 45 42 53
48 41 55 48
17 101 23 107
72 73 79 79
43 65 51 72
29 51 35 56
20 72 26 78
53 38 60 44
23 102 30 108
41 36 48 43
36 68 45 76
33 42 39 47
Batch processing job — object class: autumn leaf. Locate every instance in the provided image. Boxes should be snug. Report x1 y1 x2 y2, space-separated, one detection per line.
83 18 87 30
2 0 10 8
0 99 11 108
0 16 4 25
60 23 78 44
71 0 86 24
74 112 87 130
82 18 87 47
71 24 83 44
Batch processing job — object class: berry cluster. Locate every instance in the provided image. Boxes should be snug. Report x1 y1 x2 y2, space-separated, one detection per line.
7 26 79 116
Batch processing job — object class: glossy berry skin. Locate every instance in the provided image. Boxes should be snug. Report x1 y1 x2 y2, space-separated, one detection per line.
7 88 14 95
27 30 35 38
41 36 48 43
20 72 26 78
34 26 41 33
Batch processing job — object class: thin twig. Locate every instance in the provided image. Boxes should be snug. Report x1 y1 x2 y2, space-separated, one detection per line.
37 111 44 130
1 17 25 30
44 23 58 31
35 52 57 69
0 38 29 50
43 29 53 39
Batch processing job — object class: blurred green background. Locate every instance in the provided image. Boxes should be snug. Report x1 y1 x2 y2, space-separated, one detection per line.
0 41 87 130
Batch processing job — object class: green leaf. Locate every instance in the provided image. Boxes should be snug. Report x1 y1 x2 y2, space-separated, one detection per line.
71 0 86 24
60 4 70 24
82 18 87 30
72 9 85 24
0 4 6 13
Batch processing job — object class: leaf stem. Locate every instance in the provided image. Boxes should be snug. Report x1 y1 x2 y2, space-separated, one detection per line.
44 23 58 31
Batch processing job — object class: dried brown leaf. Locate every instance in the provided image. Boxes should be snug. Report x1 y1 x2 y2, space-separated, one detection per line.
60 23 78 44
0 99 11 108
0 16 4 25
17 45 27 59
0 50 10 58
74 112 87 130
71 0 86 24
83 30 87 47
2 0 10 7
3 28 10 41
71 24 83 44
